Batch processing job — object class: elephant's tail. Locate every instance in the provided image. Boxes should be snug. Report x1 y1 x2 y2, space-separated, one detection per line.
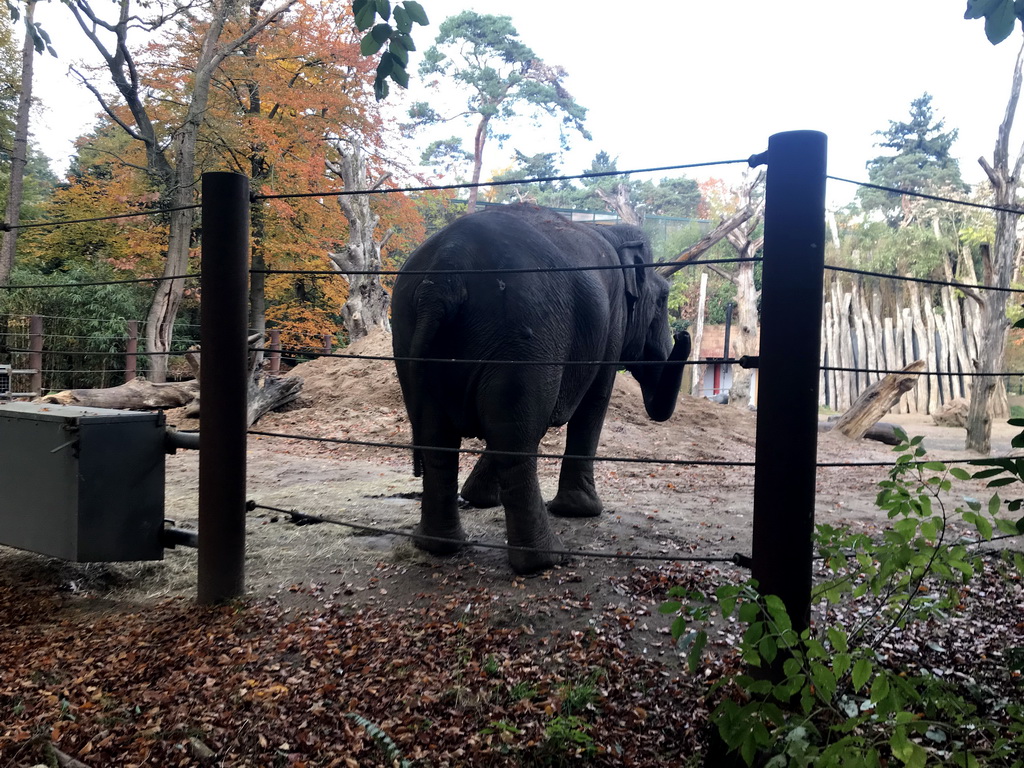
406 264 467 477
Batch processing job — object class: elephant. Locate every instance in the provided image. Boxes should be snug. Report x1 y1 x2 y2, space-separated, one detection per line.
391 203 691 574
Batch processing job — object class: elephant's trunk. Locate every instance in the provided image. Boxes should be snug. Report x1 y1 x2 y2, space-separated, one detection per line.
632 331 691 422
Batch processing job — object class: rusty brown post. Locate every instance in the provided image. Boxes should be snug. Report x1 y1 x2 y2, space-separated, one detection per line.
125 319 138 382
28 314 42 396
268 329 281 375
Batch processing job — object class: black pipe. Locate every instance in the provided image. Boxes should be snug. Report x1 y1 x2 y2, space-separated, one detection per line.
162 525 199 549
165 428 200 453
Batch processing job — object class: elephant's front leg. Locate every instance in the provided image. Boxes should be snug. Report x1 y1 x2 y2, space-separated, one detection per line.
413 428 467 555
547 374 614 518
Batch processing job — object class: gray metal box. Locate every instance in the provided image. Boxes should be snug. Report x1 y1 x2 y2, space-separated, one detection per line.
0 402 165 561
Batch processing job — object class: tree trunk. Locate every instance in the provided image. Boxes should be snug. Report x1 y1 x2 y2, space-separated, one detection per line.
967 245 1012 452
969 41 1024 451
728 260 758 405
40 378 200 409
326 139 393 341
690 272 708 397
145 207 193 382
0 0 36 286
245 11 268 368
595 183 643 226
465 113 490 213
68 0 295 381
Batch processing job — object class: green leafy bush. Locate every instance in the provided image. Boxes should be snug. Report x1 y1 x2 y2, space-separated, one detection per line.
665 429 1024 766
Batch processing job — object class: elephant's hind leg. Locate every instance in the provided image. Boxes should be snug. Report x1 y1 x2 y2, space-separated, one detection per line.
460 453 501 508
486 445 562 574
413 427 467 555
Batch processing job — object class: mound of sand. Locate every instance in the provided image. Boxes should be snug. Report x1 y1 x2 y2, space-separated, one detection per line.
267 330 889 466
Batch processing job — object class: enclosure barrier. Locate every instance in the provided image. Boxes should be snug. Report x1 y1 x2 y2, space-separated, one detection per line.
1 134 1021 616
184 132 829 627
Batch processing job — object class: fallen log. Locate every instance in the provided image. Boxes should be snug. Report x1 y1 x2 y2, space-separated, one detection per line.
181 374 304 426
43 374 302 427
40 378 199 409
39 333 302 426
819 420 904 446
831 359 926 440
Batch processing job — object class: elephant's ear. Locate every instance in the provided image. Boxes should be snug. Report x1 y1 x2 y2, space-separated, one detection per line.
616 239 647 305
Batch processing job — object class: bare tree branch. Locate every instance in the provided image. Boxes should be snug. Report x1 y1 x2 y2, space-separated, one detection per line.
655 206 755 277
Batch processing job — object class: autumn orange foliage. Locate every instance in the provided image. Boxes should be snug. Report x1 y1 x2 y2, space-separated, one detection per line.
24 0 425 349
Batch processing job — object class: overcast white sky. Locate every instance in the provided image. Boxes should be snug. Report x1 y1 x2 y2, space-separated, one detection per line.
28 0 1024 208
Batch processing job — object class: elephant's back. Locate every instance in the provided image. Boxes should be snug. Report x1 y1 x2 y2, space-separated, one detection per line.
391 206 624 435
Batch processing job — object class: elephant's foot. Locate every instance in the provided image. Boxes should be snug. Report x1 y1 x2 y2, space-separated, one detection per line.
460 473 501 508
412 522 468 556
507 531 563 575
547 489 603 518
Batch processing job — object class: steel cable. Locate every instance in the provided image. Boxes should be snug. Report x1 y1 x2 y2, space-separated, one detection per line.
252 256 761 278
0 273 199 290
828 175 1024 216
0 203 202 232
824 263 1024 294
253 159 752 202
247 502 747 565
247 428 994 470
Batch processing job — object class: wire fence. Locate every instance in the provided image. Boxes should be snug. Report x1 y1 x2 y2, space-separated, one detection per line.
1 156 1023 575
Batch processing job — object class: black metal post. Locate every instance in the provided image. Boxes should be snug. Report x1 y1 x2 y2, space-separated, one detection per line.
198 172 250 604
750 131 827 634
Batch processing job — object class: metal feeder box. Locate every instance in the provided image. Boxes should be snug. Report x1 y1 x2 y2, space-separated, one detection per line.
0 402 165 561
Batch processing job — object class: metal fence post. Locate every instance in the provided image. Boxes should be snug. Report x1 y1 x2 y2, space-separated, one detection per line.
198 172 250 604
125 319 138 382
28 314 42 396
750 131 827 634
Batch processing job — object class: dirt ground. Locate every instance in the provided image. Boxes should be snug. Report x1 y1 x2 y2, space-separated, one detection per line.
2 332 1019 649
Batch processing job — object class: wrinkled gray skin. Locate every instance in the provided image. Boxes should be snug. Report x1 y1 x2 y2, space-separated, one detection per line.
391 204 691 574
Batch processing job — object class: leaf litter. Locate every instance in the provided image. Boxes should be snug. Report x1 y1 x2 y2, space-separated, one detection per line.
2 332 1023 764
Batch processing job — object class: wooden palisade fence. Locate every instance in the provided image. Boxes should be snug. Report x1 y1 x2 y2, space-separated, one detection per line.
820 276 982 415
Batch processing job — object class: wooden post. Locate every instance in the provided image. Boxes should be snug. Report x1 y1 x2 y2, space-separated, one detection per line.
198 172 250 605
268 329 281 375
322 333 333 355
28 314 42 396
750 130 827 636
125 319 138 382
691 272 708 397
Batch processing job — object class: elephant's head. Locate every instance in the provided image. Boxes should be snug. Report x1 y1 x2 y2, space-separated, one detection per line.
593 225 691 422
